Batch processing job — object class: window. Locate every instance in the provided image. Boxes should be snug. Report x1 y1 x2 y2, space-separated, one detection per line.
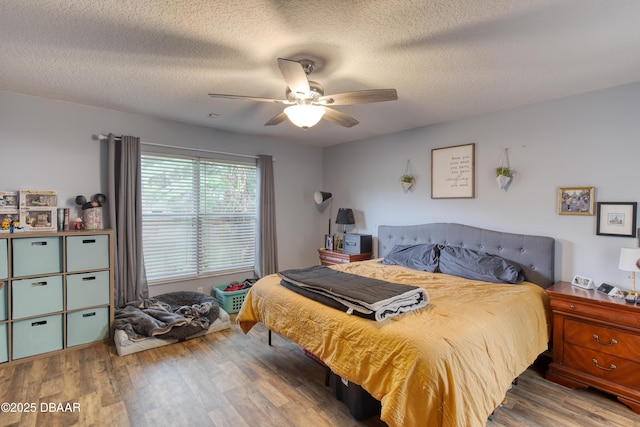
141 153 257 284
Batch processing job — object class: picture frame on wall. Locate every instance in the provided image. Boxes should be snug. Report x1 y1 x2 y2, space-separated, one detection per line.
431 143 475 199
596 202 638 237
557 186 594 215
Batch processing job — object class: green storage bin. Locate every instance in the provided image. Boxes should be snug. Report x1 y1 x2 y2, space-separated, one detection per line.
12 275 63 318
212 283 248 314
0 239 7 279
66 235 110 272
0 323 7 363
66 307 109 347
66 271 110 310
12 236 62 277
12 314 62 359
0 281 6 321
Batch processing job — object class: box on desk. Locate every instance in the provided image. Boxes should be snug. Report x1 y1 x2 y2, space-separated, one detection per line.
342 234 372 254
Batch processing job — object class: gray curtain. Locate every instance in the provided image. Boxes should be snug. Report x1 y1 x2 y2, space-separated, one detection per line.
107 133 148 307
255 154 278 277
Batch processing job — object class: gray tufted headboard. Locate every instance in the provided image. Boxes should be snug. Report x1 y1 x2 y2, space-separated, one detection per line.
378 223 555 288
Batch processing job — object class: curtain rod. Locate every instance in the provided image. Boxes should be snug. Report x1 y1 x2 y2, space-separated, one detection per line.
97 133 261 160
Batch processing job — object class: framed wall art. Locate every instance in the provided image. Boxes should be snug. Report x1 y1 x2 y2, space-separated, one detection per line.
596 202 637 237
431 143 475 199
557 187 594 215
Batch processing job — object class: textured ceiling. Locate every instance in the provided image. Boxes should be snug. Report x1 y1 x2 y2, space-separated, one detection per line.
2 0 640 147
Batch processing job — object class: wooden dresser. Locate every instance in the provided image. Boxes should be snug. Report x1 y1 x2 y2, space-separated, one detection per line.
546 281 640 414
318 248 372 266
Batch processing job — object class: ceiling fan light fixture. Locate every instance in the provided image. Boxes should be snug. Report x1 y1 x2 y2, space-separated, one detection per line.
284 105 326 129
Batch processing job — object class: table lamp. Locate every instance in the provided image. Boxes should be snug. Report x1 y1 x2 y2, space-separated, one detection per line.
335 208 355 234
618 247 640 303
335 208 355 249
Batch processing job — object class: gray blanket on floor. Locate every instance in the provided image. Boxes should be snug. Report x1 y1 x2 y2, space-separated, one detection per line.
113 291 220 341
279 265 429 321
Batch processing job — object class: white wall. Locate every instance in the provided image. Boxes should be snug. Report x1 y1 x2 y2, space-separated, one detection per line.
0 91 325 295
323 82 640 291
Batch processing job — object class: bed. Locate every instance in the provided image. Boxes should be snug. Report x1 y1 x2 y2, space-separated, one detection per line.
237 223 555 427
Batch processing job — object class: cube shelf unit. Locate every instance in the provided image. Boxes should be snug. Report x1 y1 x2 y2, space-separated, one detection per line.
0 229 113 365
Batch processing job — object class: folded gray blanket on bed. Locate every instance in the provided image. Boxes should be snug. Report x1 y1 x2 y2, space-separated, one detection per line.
279 266 429 321
113 291 219 341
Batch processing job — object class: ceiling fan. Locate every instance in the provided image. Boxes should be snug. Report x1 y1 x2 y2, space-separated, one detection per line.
208 58 398 129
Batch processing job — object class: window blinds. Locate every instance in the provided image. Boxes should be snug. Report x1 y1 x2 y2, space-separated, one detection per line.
141 154 256 283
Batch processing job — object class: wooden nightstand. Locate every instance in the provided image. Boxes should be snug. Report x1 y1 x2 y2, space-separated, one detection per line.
546 281 640 414
318 248 372 266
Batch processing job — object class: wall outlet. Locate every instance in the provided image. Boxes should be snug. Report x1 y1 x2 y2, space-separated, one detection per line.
196 286 203 293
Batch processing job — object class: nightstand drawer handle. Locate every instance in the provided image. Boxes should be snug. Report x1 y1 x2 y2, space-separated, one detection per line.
592 359 616 371
570 304 576 309
592 335 617 346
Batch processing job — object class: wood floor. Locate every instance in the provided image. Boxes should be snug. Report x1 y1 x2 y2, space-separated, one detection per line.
1 318 639 427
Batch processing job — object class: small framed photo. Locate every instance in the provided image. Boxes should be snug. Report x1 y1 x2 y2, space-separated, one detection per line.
596 202 638 237
557 187 594 215
571 274 594 289
325 234 334 250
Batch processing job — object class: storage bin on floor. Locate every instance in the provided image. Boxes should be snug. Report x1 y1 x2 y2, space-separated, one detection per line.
212 283 249 314
329 370 381 420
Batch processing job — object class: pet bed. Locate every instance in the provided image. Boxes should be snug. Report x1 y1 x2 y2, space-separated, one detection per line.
114 291 231 356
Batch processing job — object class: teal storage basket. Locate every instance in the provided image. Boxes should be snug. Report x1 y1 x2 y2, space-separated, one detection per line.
212 283 248 314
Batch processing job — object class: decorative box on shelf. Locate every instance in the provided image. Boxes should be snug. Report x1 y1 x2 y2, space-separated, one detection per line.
0 212 20 233
0 192 18 210
0 192 20 233
20 208 57 232
19 190 57 208
17 190 58 232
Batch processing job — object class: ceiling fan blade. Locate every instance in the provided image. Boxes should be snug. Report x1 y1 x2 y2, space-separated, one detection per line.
208 93 291 104
264 112 288 126
318 89 398 106
322 107 359 128
277 58 310 97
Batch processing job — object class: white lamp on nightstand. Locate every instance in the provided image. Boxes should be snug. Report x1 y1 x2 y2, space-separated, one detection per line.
618 247 640 303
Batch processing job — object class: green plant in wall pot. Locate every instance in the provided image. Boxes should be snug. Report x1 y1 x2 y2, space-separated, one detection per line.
401 159 415 192
401 174 415 192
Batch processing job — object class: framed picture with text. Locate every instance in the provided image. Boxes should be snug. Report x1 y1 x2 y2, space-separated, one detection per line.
431 143 475 199
596 202 637 237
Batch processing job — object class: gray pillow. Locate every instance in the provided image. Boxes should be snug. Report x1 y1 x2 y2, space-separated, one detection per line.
380 244 439 272
438 245 524 284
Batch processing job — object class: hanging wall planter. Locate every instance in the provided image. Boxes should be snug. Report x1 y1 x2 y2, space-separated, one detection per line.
496 169 512 190
496 149 514 191
401 159 415 192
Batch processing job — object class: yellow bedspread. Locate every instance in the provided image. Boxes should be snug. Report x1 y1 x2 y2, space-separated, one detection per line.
237 260 551 427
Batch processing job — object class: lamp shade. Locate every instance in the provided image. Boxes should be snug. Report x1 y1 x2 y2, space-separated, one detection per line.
284 105 326 129
335 208 355 225
314 191 332 204
618 247 640 271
